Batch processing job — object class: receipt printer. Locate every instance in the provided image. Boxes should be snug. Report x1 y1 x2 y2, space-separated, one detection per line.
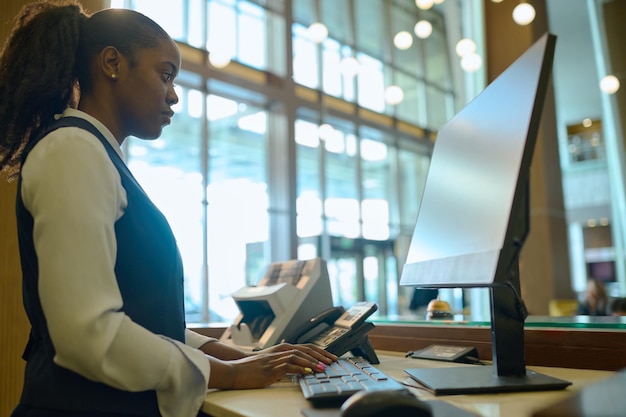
220 258 334 350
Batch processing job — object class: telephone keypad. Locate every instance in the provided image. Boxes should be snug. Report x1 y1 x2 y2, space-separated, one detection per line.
312 327 349 348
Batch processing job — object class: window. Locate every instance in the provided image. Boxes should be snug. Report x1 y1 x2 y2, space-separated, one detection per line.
566 120 606 165
205 97 270 322
293 23 320 88
357 53 385 112
117 0 457 321
125 84 205 320
360 127 395 241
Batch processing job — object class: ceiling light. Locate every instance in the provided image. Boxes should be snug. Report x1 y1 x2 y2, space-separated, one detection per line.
414 20 433 39
385 86 404 105
455 38 477 57
415 0 434 10
394 31 413 50
600 74 620 94
512 2 536 26
209 51 232 68
307 22 328 43
460 53 482 72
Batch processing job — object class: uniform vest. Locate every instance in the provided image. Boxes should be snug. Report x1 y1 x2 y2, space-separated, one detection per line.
16 117 186 416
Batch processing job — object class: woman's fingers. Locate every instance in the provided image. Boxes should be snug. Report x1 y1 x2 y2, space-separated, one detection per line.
263 342 338 364
300 343 339 363
228 352 324 389
208 346 336 390
264 351 327 373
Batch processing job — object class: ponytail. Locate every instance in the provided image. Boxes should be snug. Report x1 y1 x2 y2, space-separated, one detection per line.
0 2 171 180
0 1 86 180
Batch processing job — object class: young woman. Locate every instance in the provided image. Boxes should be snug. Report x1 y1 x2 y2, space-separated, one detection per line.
576 279 609 316
0 2 336 416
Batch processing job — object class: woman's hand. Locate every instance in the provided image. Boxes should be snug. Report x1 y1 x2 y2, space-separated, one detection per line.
258 342 337 365
206 344 337 390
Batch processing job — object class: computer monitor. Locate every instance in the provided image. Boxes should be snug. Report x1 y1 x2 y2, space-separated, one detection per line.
400 33 572 394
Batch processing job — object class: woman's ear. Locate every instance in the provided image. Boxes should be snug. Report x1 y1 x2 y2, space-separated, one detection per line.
100 46 121 80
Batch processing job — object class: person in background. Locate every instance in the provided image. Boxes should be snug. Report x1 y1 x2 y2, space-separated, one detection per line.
609 297 626 316
0 2 336 417
576 279 609 316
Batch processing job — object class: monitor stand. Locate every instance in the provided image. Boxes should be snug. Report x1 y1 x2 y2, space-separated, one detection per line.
404 365 571 395
404 276 572 395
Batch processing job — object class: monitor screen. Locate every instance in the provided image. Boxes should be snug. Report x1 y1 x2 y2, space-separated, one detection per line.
400 33 557 288
400 34 572 395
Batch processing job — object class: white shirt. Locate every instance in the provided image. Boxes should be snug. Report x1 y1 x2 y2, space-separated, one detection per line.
20 108 212 417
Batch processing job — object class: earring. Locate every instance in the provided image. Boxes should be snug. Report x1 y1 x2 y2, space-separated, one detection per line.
111 73 118 79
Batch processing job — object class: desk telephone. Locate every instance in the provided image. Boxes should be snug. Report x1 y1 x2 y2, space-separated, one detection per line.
283 301 380 364
222 258 380 363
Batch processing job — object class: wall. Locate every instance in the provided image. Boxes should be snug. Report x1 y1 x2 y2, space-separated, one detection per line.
0 2 105 415
483 0 574 315
1 3 30 413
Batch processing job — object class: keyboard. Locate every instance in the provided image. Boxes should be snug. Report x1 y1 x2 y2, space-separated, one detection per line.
298 356 408 406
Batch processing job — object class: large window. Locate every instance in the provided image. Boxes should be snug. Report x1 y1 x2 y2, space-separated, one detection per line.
115 0 458 322
127 87 272 323
125 84 205 320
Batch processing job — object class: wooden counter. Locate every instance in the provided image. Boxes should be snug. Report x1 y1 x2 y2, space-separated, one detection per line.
192 321 626 371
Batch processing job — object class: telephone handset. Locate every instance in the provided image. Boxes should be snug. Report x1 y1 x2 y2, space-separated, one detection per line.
283 302 380 364
284 306 346 345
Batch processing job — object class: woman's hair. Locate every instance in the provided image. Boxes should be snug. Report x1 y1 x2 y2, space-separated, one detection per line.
587 278 607 299
0 1 171 180
585 278 608 314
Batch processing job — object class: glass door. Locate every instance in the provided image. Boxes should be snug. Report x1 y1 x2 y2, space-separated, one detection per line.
325 237 399 316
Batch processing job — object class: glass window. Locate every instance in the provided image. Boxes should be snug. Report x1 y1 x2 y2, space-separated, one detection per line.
426 85 452 130
130 0 185 41
390 2 425 78
395 70 426 126
293 23 320 88
237 1 267 69
206 95 270 322
125 0 205 49
360 127 395 241
295 119 324 238
322 38 342 97
188 0 205 48
320 0 352 45
119 0 460 322
357 53 385 112
292 0 317 26
208 1 237 63
355 0 386 57
566 120 606 165
324 122 359 238
397 141 430 229
423 14 451 90
126 84 205 321
340 45 357 102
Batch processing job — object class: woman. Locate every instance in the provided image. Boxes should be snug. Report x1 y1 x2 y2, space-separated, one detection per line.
576 279 609 316
0 2 336 417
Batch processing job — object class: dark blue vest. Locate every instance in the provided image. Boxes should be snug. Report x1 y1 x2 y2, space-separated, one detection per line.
16 117 186 416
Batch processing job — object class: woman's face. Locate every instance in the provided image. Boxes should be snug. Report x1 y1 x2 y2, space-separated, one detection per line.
114 38 181 140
